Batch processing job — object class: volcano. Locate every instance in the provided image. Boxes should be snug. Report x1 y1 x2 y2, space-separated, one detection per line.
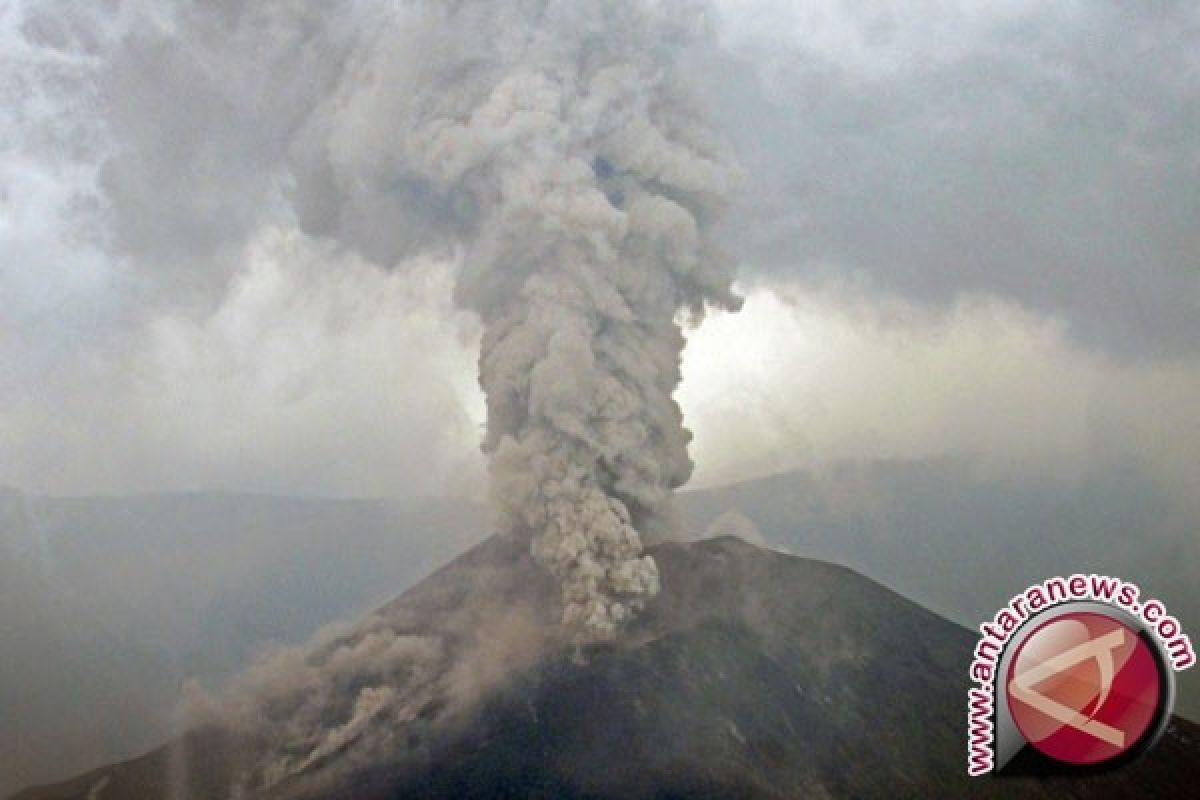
11 535 1200 799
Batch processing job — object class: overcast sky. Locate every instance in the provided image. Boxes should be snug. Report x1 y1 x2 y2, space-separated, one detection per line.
1 1 1196 517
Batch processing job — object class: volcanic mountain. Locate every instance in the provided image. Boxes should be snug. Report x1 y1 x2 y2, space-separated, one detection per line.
12 535 1200 799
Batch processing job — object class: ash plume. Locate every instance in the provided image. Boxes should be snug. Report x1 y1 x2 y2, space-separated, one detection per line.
282 0 741 640
84 0 738 642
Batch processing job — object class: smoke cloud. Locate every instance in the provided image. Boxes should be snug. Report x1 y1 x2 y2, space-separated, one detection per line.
268 0 742 640
39 0 739 640
179 534 559 794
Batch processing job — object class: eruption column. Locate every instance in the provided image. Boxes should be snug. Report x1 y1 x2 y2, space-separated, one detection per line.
293 0 742 640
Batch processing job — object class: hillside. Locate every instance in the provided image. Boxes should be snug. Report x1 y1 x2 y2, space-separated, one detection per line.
13 536 1199 799
3 459 1196 794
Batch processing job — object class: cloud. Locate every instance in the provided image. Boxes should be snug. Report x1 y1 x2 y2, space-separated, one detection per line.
703 0 1200 358
1 228 484 498
1 1 489 499
679 286 1200 520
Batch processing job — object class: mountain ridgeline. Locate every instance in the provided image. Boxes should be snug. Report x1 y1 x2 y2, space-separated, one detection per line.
13 535 1200 799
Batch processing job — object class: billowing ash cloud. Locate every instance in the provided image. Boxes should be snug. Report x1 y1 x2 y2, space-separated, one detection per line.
183 536 562 794
89 0 738 641
274 0 742 639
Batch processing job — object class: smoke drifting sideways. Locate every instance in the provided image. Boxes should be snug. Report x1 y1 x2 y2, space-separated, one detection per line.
275 0 742 641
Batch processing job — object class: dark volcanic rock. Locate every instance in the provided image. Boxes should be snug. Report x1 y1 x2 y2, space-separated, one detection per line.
12 536 1200 799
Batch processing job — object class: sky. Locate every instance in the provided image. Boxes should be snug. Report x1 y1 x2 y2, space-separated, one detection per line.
1 0 1196 520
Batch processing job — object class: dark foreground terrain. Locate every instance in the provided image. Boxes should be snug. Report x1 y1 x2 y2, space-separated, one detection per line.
12 535 1199 799
5 461 1197 794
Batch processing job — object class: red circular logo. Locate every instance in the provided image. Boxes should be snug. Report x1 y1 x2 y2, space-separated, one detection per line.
1005 611 1164 765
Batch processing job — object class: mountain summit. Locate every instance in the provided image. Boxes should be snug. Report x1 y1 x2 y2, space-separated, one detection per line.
13 535 1200 799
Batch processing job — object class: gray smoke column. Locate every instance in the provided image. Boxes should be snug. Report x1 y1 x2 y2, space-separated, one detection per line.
281 0 741 640
130 0 733 641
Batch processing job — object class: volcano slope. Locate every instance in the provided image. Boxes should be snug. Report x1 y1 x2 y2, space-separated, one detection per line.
13 535 1200 799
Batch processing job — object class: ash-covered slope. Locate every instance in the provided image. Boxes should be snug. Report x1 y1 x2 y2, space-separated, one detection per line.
13 536 1200 799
